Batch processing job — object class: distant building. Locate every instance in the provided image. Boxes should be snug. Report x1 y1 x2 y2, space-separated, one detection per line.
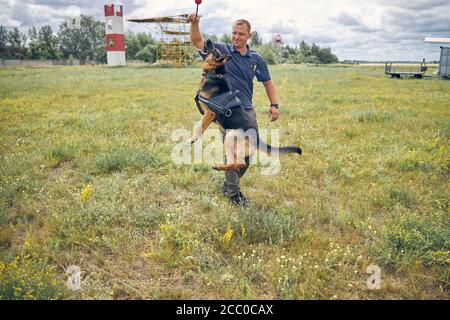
272 34 283 48
438 47 450 78
424 37 450 78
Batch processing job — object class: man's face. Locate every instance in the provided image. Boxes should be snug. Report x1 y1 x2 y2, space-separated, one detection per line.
231 23 251 50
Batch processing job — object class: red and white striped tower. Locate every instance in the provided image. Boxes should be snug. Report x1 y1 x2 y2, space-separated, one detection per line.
104 3 126 66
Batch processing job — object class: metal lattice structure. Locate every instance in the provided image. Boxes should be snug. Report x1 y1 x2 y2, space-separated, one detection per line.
128 14 197 65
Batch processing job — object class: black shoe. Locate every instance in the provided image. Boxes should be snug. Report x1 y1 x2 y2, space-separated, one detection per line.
229 192 250 207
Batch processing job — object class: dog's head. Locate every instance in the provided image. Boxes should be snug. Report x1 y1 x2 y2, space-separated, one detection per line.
203 39 232 71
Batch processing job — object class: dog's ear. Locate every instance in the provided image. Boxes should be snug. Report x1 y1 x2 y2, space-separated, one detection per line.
205 39 215 53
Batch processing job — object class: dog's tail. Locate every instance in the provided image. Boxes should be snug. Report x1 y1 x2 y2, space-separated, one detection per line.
257 137 302 155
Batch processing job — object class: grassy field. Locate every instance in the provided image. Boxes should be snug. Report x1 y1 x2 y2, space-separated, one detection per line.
0 64 448 299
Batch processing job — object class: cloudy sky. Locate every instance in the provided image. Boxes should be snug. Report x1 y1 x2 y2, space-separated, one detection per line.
1 0 449 61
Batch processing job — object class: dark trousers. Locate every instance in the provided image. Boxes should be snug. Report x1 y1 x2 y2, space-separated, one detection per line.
223 108 258 197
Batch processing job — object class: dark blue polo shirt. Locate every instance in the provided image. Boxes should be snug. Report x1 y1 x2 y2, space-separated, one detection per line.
200 42 271 109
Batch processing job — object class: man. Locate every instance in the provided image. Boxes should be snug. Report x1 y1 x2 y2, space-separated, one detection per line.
188 14 280 205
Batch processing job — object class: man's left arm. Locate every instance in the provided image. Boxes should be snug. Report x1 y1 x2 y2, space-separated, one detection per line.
263 80 279 122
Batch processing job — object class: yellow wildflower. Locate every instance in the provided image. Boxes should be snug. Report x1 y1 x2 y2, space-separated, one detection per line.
80 184 93 202
222 223 233 246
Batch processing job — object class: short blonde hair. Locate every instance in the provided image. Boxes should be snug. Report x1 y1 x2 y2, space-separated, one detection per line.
233 19 251 33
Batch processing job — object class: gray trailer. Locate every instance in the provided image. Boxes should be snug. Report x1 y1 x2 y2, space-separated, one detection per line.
385 60 427 78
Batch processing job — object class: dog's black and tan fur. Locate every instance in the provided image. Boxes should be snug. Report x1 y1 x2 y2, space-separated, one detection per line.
188 39 301 171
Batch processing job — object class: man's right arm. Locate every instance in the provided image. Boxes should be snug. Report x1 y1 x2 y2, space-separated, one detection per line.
188 14 204 51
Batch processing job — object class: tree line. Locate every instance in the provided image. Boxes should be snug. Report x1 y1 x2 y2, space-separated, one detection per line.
1 16 105 63
255 31 339 64
200 31 338 64
0 15 338 64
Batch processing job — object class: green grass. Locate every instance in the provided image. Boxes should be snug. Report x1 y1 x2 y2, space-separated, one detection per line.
0 64 449 299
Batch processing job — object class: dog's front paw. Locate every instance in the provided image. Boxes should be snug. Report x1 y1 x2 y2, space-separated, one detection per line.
186 137 196 144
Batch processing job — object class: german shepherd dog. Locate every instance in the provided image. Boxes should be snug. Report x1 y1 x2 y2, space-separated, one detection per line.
187 39 301 171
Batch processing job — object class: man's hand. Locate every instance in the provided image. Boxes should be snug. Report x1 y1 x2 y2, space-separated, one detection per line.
189 14 204 50
268 106 279 122
188 13 201 24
